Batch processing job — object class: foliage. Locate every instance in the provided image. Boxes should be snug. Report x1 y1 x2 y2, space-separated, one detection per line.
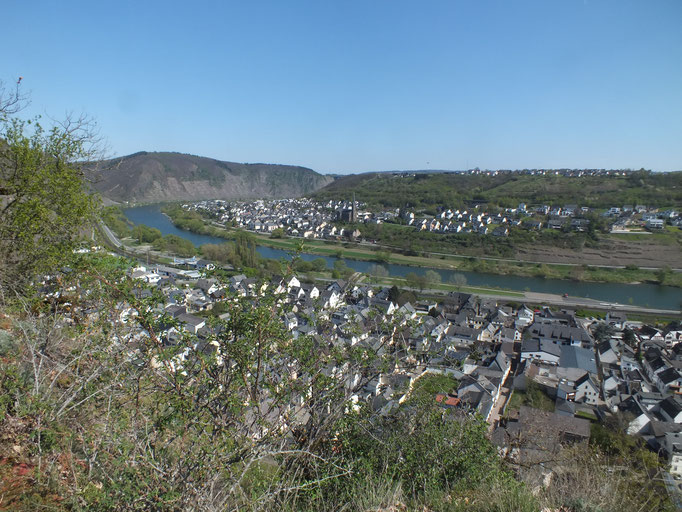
315 171 682 210
592 322 616 343
425 269 442 286
448 272 468 290
331 259 353 279
0 116 99 293
101 206 131 238
131 223 162 243
507 380 555 413
405 271 428 291
326 401 528 510
535 443 674 512
368 263 389 281
152 233 196 257
0 254 674 511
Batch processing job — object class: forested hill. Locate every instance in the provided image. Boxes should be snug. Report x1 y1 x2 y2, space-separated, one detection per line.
90 151 334 203
314 170 682 209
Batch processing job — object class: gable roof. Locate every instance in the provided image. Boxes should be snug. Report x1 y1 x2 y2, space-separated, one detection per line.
658 367 681 385
660 396 682 420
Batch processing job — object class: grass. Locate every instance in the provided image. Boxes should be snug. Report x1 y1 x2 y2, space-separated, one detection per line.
576 410 599 421
506 384 555 414
627 313 682 325
406 373 460 405
575 309 607 319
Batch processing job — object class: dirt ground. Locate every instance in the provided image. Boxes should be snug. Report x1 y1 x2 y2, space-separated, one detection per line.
515 237 682 268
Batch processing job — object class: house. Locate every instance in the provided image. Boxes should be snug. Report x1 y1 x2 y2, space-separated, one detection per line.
492 406 590 463
606 311 627 330
435 393 461 408
547 218 565 230
659 396 682 423
665 331 682 348
177 313 206 334
596 340 619 368
655 367 682 394
574 373 600 405
196 278 220 296
520 338 562 365
516 304 534 329
663 431 682 478
646 218 665 230
559 345 598 376
523 219 543 230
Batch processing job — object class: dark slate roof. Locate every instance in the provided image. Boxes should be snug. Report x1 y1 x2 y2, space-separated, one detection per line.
521 338 562 357
660 396 682 420
177 313 205 327
560 346 598 375
658 367 681 385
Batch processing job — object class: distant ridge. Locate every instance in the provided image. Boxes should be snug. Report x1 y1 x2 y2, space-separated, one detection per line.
313 169 682 208
90 151 334 203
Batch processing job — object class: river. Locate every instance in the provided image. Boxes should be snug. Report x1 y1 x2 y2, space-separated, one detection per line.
124 205 682 310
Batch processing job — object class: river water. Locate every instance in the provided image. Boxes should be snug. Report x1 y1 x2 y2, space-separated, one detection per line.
124 205 682 310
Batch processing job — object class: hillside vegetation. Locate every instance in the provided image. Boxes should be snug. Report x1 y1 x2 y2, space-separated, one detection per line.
315 171 682 209
90 151 333 203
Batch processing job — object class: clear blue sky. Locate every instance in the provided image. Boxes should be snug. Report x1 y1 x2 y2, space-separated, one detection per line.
3 0 681 173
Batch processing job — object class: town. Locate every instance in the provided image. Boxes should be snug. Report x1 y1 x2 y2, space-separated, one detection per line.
68 249 682 494
184 197 681 243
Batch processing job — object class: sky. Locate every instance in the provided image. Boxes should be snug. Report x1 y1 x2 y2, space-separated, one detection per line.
2 0 681 174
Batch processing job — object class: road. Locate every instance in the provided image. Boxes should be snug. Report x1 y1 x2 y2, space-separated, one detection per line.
414 286 681 317
98 221 122 248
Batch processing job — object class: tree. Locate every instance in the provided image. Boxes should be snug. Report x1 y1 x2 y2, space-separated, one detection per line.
405 271 427 291
0 115 100 293
0 78 26 121
448 272 467 290
623 328 638 349
592 322 616 343
368 264 388 282
388 285 401 303
656 265 672 284
424 269 441 287
132 224 162 244
374 250 391 264
332 259 353 279
310 257 327 272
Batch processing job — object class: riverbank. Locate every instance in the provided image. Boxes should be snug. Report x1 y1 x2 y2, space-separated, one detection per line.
96 220 682 322
162 206 682 288
118 205 682 310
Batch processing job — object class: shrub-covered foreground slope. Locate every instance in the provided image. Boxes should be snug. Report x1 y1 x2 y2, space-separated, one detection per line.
0 255 673 511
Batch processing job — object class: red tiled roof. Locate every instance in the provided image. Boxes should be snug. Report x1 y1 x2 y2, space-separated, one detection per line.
435 394 461 407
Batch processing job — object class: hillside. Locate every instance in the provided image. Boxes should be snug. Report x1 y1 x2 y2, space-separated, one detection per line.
90 151 334 203
314 170 682 209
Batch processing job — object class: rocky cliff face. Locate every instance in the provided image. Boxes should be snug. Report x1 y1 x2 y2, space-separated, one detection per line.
90 152 333 203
